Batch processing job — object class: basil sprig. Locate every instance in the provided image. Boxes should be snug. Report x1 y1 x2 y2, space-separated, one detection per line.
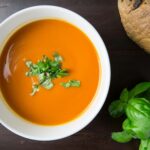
61 80 80 88
25 52 80 96
109 82 150 150
26 53 68 95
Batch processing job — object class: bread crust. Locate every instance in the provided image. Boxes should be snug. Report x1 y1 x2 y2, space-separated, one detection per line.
118 0 150 52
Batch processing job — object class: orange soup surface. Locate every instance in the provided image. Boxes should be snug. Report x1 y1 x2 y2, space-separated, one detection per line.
0 20 100 125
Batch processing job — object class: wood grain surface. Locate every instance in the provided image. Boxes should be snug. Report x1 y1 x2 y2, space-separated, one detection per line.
0 0 149 150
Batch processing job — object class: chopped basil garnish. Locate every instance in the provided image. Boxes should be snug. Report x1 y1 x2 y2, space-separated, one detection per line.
31 84 39 96
25 52 80 96
61 80 81 88
26 53 68 95
53 52 63 62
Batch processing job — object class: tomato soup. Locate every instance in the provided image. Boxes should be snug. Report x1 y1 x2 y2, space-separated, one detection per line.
0 20 100 125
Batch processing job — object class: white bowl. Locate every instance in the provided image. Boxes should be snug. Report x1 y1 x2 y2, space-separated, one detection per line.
0 5 110 141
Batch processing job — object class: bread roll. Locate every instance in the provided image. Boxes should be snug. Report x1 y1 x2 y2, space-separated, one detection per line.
118 0 150 52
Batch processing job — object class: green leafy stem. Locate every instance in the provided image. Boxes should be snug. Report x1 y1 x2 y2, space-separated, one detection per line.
109 82 150 150
25 52 80 96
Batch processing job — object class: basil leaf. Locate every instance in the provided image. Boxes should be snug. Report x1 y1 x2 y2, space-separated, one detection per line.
124 98 150 139
109 83 150 150
108 100 127 118
61 82 70 88
30 84 39 96
138 88 150 101
109 89 129 118
38 73 46 83
37 61 49 72
53 52 63 62
112 131 132 143
50 61 60 68
61 80 81 88
25 53 81 95
25 60 32 68
109 101 126 118
56 69 69 78
120 88 129 102
25 53 70 95
122 119 137 136
69 80 80 87
140 139 150 150
41 79 53 90
129 82 150 99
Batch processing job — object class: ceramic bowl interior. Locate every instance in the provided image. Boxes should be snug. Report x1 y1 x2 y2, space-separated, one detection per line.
0 5 110 141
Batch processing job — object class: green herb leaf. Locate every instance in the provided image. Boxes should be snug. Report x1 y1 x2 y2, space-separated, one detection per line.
56 69 69 78
25 60 32 68
137 88 150 101
41 78 54 90
112 131 132 143
37 60 49 72
30 84 39 96
25 53 69 95
124 98 150 139
53 52 63 62
38 73 46 83
120 88 129 102
140 139 150 150
108 100 127 118
109 82 150 150
129 82 150 99
26 53 81 95
109 89 129 118
61 80 81 88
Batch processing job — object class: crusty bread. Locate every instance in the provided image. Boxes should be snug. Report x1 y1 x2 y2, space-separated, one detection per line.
118 0 150 52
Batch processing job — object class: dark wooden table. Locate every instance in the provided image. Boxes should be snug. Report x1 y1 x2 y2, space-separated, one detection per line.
0 0 150 149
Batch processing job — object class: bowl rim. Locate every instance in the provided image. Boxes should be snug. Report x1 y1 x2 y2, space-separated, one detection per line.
0 5 111 141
